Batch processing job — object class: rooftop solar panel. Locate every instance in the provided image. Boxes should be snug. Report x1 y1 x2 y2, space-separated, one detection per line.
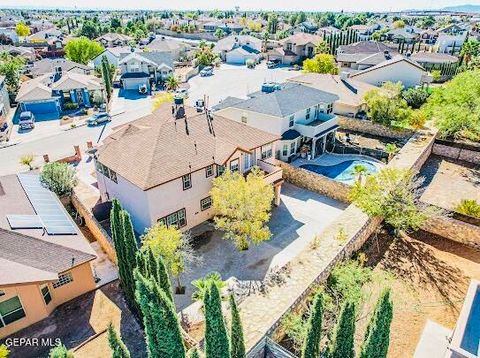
17 174 77 235
7 215 43 229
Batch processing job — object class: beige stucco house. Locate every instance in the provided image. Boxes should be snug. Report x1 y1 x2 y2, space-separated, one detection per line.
0 174 97 338
268 33 323 65
95 103 283 235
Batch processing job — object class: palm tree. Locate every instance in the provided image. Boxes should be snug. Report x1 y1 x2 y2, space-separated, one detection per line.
353 164 367 184
384 143 399 162
460 39 480 66
165 75 179 91
19 154 34 171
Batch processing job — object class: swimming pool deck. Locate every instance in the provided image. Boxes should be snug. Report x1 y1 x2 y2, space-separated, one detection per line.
291 153 385 169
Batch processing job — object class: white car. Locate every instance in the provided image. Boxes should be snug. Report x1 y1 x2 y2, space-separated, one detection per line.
175 88 189 98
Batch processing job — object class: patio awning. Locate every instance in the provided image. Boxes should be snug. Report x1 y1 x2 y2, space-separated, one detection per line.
314 125 339 138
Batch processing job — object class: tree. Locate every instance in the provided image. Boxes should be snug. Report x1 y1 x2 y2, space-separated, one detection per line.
408 110 427 130
301 293 323 358
19 154 34 171
384 143 398 161
165 75 179 91
0 345 9 358
152 92 174 110
195 45 217 66
0 34 13 45
64 37 104 65
328 300 356 358
204 281 230 358
230 295 246 358
0 52 26 95
455 199 480 218
303 54 338 74
364 82 411 127
431 70 442 83
392 19 406 28
108 323 131 358
190 348 200 358
119 210 139 304
79 20 100 39
359 289 394 358
145 247 174 302
135 271 186 358
460 39 480 66
402 87 429 109
352 164 368 183
48 344 73 358
350 168 431 234
211 167 274 250
192 272 226 303
142 223 197 293
314 40 330 55
215 28 225 39
101 56 112 99
40 162 78 197
15 22 30 36
110 17 122 30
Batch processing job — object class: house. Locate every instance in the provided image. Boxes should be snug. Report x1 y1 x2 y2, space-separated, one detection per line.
409 52 459 70
0 174 97 338
435 24 468 54
0 45 36 62
118 52 174 92
26 28 62 44
269 33 323 65
91 46 134 67
349 55 432 88
95 33 133 47
336 41 399 70
349 24 376 41
203 21 222 32
214 35 262 64
15 71 105 120
420 29 438 44
386 26 421 43
296 21 319 34
94 103 283 234
29 58 93 78
0 27 18 43
288 73 379 117
213 82 339 162
146 36 191 60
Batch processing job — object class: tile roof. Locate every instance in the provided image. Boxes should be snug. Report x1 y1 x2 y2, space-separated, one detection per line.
350 55 426 78
281 32 323 46
31 58 93 77
211 96 245 111
51 72 103 91
97 105 280 190
119 51 174 69
214 35 262 52
96 32 132 42
15 74 54 102
337 41 394 55
147 37 190 52
410 52 459 64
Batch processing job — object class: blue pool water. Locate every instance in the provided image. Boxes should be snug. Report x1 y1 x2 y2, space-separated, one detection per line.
300 160 379 185
460 288 480 355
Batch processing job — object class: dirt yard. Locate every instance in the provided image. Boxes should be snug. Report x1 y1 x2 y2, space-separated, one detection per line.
358 230 480 358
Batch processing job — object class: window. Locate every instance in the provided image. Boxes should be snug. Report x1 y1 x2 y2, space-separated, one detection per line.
230 159 239 172
95 161 117 183
261 144 273 159
286 42 292 51
289 115 294 127
216 165 226 177
306 108 311 120
200 196 212 211
182 174 192 190
241 114 247 123
290 142 296 155
205 165 214 177
282 144 288 156
41 284 52 305
52 272 73 289
0 296 26 327
327 103 333 114
158 208 187 228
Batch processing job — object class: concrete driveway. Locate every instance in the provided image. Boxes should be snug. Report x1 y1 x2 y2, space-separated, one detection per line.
174 183 347 311
186 63 301 107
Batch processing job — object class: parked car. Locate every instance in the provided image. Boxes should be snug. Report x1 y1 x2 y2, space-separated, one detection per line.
200 66 214 77
139 84 148 95
195 99 205 112
18 111 35 130
175 88 189 98
86 112 111 126
0 122 11 141
267 60 278 69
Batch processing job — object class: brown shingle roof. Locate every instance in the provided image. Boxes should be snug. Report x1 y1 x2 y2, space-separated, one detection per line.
97 105 280 190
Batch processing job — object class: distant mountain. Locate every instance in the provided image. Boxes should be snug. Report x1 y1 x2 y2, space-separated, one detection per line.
442 4 480 12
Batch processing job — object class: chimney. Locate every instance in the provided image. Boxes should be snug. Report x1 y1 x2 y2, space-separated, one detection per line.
340 71 350 81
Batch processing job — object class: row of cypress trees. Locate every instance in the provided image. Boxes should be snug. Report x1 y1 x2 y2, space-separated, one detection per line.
300 288 393 358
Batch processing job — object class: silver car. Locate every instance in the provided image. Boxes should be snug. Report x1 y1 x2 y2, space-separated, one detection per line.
87 112 111 126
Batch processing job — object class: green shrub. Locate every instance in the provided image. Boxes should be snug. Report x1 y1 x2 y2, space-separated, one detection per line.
455 199 480 218
63 102 79 110
40 162 78 197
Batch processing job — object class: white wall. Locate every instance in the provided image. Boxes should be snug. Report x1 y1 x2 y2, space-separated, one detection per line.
352 60 426 88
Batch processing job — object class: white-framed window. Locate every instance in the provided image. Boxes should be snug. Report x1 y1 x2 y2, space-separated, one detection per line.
95 161 118 184
41 284 52 305
158 208 187 228
205 165 214 177
200 196 212 211
289 115 294 127
261 144 273 159
290 142 296 155
306 108 311 120
0 296 26 327
182 174 192 190
216 165 226 177
282 143 288 156
53 272 73 289
230 158 239 172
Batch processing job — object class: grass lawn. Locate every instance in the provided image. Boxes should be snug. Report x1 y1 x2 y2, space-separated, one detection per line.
358 230 480 358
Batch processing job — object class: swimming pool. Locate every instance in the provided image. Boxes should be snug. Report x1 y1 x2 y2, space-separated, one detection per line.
300 159 380 185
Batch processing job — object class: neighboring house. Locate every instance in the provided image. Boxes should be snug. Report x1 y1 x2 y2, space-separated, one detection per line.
146 36 191 60
95 33 133 47
15 71 105 120
386 26 421 43
435 24 468 54
336 41 398 70
349 24 376 41
214 82 339 162
296 21 319 34
0 174 97 338
269 33 323 65
214 35 262 64
0 45 36 62
203 21 222 32
91 46 134 67
349 55 432 88
218 23 245 35
0 27 18 43
420 29 439 44
317 26 342 36
95 103 283 234
26 28 62 44
118 52 174 92
288 73 379 117
409 52 459 70
29 58 93 78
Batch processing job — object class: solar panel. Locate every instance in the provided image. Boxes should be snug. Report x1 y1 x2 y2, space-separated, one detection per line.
7 215 43 229
17 174 77 235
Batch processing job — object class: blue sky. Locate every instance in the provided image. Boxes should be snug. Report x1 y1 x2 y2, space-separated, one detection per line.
0 0 478 11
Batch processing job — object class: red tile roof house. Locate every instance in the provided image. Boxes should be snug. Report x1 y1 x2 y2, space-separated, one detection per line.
94 103 284 234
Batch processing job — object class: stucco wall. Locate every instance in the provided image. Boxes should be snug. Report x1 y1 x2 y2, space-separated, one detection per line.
422 215 480 250
432 142 480 165
337 116 414 140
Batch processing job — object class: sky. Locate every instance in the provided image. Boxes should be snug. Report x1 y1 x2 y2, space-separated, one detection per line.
0 0 478 12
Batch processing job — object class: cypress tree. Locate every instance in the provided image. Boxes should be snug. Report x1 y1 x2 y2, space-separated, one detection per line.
135 250 147 277
110 199 128 294
146 247 158 279
301 293 323 358
359 289 394 358
135 271 186 358
144 247 174 302
329 300 356 358
190 348 200 358
204 282 230 358
101 55 112 100
107 323 131 358
120 210 138 305
48 344 73 358
229 295 246 358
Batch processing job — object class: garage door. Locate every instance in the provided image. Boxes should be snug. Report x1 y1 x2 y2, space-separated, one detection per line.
226 53 246 65
122 77 149 91
22 100 61 120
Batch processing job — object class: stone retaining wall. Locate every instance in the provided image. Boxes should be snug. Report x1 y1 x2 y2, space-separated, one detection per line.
432 142 480 165
277 161 351 204
337 116 414 140
422 215 480 250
